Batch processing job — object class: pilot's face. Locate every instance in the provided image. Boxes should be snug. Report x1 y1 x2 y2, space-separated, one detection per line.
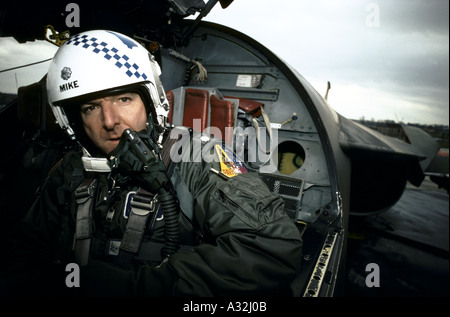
80 92 148 154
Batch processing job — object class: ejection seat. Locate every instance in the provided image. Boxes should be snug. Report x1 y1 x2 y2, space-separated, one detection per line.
165 87 237 144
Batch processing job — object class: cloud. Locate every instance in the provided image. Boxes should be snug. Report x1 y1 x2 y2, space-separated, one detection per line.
0 0 448 125
323 81 449 124
206 0 449 125
379 0 449 36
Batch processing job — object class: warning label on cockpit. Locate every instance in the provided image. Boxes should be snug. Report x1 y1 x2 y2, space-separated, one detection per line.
236 74 262 88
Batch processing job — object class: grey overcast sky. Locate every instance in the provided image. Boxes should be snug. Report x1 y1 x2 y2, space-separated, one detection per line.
0 0 448 125
204 0 449 125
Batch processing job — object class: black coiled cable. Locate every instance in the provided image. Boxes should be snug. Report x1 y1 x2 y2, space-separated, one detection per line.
158 188 179 259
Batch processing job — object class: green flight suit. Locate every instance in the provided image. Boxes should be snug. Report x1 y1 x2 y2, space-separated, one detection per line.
4 131 302 296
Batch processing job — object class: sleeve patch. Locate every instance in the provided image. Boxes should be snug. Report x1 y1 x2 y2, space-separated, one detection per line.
214 144 248 178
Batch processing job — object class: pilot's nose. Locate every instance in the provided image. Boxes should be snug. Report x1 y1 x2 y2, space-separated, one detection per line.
102 102 120 130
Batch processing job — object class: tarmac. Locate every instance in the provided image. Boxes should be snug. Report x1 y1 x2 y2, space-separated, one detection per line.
343 177 449 297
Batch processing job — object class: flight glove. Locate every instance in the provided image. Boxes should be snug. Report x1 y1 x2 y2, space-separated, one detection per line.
107 127 169 193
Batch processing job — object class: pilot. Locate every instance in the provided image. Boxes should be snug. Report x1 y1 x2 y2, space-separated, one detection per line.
4 30 302 296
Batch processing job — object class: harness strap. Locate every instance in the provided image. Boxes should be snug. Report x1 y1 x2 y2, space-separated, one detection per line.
115 189 159 269
99 239 193 263
170 165 194 222
73 178 97 266
162 127 195 223
161 126 188 177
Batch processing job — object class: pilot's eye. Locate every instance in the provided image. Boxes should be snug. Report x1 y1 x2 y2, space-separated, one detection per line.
81 104 100 115
116 96 132 104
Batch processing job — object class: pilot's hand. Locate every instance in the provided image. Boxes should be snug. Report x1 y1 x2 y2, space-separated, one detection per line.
108 128 169 193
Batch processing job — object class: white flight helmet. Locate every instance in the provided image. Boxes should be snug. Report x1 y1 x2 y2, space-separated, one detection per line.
47 30 169 144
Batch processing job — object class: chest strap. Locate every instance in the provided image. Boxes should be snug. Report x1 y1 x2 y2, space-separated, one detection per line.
115 188 159 269
73 178 97 266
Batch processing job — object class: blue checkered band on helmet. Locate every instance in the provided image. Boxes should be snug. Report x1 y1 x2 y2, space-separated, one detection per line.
65 34 148 80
